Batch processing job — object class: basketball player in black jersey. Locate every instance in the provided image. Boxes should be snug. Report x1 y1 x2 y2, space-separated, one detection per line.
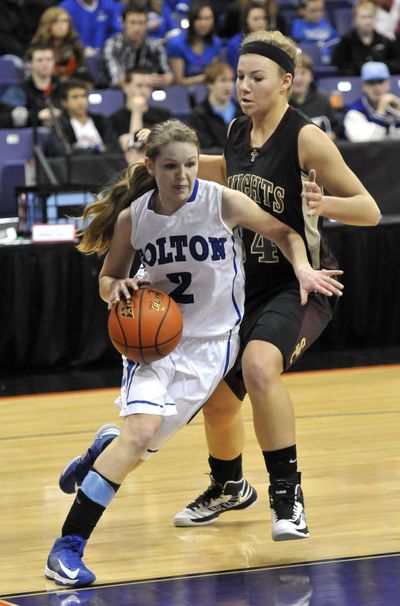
172 30 380 540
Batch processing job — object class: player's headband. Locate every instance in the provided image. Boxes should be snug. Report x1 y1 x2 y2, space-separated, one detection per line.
239 41 295 77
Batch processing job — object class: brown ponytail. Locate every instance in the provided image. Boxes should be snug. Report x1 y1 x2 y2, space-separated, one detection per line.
77 163 155 255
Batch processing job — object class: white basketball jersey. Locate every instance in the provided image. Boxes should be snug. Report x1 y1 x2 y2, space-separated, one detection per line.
130 179 245 338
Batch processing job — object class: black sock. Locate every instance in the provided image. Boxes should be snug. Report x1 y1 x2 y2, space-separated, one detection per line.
61 471 120 540
208 454 243 485
263 445 298 483
62 489 105 540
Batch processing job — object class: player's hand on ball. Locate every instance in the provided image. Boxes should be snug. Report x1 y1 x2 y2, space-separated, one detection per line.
108 278 151 310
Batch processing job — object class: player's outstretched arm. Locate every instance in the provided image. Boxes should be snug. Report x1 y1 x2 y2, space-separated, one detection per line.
222 188 343 305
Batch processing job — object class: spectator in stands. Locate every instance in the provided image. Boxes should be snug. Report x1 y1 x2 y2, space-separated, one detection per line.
165 0 190 16
165 2 223 88
110 66 172 154
188 61 242 151
290 51 341 139
103 2 173 88
0 0 26 57
113 0 179 42
31 7 91 82
144 0 180 42
217 0 287 39
1 44 62 128
291 0 338 63
60 0 121 57
374 0 400 41
0 0 58 56
226 2 269 72
332 1 400 75
343 61 400 141
46 79 118 155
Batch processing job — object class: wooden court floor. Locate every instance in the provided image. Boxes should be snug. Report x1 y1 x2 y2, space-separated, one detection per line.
1 365 399 597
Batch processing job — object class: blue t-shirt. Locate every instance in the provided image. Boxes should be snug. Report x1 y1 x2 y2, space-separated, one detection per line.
166 31 223 77
60 0 122 50
226 33 243 72
212 100 238 125
291 19 338 45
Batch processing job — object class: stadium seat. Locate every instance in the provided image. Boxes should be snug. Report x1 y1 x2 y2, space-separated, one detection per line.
151 85 192 121
88 89 125 116
85 55 107 87
391 75 400 94
317 75 362 106
332 7 352 35
299 43 339 78
0 128 35 218
0 55 24 84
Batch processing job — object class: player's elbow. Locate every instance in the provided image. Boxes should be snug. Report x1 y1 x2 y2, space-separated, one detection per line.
366 200 382 226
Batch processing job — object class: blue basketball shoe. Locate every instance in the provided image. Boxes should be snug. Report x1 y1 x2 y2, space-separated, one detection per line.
59 424 120 494
45 535 95 588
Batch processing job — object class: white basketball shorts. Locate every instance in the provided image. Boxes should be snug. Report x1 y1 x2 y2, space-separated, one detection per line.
114 333 239 459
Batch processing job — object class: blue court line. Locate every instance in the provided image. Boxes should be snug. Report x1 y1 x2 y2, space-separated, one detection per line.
3 552 400 606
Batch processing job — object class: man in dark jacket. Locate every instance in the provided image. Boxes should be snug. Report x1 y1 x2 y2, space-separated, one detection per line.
188 61 242 153
1 44 62 127
46 79 118 155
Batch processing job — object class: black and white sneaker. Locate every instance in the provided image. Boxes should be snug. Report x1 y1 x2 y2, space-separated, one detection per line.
269 474 310 541
174 476 258 527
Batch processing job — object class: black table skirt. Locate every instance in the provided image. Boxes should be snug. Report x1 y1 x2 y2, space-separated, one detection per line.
2 217 400 371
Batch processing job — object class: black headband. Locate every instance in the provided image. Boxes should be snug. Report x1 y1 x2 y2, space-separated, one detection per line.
239 41 295 77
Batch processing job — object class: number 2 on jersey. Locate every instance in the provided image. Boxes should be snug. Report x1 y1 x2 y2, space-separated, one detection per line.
166 272 194 304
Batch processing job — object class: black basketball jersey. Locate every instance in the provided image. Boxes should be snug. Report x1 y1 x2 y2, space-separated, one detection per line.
224 106 338 308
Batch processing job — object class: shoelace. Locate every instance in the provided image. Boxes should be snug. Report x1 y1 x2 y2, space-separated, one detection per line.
188 481 223 509
60 538 85 567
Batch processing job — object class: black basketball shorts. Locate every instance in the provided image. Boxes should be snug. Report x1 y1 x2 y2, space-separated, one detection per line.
225 287 338 401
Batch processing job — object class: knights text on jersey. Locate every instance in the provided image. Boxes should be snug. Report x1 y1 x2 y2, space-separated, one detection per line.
224 107 338 301
130 179 245 338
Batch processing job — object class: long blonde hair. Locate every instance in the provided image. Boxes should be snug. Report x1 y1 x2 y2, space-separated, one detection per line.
32 7 82 47
78 120 199 255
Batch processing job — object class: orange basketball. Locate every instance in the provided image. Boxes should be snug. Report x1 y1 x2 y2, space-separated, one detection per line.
108 287 183 363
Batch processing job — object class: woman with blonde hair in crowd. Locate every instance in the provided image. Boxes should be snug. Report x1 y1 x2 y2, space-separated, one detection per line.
31 7 91 82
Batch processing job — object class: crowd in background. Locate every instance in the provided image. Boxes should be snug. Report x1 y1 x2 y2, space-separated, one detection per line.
1 0 400 160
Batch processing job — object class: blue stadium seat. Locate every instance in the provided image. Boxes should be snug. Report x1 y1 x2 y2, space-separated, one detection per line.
0 55 24 84
151 85 192 121
0 128 35 218
317 75 362 106
299 43 339 78
391 75 400 94
85 55 106 87
88 89 125 116
332 7 352 35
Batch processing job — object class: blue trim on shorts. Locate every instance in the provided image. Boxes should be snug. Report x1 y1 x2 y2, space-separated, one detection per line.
126 399 175 408
230 233 242 326
222 330 232 377
126 360 139 395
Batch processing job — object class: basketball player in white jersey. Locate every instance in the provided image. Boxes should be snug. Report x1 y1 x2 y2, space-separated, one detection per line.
45 120 343 588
